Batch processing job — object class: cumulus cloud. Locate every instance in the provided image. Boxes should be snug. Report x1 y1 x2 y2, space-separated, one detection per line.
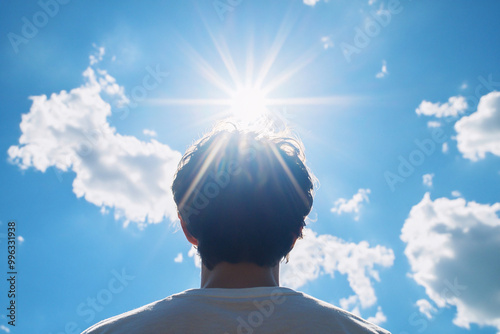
174 252 183 263
451 190 462 198
416 299 436 319
340 294 359 311
281 228 394 310
422 173 434 187
367 306 387 325
331 188 371 221
375 60 388 79
401 193 500 332
8 52 181 227
455 91 500 161
416 96 467 118
17 236 25 244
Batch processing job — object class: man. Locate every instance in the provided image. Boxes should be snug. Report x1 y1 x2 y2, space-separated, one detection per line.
82 122 391 334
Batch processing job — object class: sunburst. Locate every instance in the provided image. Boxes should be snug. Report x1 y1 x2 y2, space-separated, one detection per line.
148 13 351 125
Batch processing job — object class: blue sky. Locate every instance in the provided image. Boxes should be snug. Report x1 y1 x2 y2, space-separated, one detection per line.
1 0 500 333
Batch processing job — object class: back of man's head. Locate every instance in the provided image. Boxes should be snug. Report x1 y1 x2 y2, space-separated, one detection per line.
172 122 314 270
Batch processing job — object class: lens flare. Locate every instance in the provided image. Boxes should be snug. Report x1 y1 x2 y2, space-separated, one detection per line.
230 86 268 122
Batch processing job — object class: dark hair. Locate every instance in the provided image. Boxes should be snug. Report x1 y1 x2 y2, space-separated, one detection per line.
172 122 314 270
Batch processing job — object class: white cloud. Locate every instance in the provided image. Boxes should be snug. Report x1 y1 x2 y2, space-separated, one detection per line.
367 306 387 325
416 299 436 319
455 91 500 161
188 245 202 268
375 60 388 79
460 82 468 90
331 188 371 221
321 36 334 50
422 173 434 187
416 96 467 118
0 325 10 333
143 129 157 137
368 0 377 5
442 142 449 153
8 53 181 228
89 44 105 65
340 294 359 311
174 252 183 263
303 0 321 6
401 193 500 332
427 121 441 128
281 228 394 309
451 190 462 198
17 235 25 244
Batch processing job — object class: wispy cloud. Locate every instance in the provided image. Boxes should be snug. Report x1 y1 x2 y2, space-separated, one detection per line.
427 121 441 128
331 188 371 221
321 36 334 50
89 44 105 65
422 173 434 187
375 60 388 79
416 299 437 319
303 0 322 6
143 129 157 137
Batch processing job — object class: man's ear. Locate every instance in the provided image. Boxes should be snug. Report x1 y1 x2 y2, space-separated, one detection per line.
179 213 198 247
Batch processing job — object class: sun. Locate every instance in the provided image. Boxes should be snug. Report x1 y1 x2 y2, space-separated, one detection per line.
149 16 352 126
230 86 268 122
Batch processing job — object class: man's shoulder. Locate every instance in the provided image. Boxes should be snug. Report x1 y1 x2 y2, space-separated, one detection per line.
80 293 180 334
285 291 391 334
81 288 391 334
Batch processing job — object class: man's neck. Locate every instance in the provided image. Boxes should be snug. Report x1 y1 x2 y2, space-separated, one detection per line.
200 262 280 288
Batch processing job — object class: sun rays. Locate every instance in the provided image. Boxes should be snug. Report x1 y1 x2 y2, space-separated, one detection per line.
149 12 352 125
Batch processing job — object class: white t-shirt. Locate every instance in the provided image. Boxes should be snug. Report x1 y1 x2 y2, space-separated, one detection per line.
82 287 391 334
